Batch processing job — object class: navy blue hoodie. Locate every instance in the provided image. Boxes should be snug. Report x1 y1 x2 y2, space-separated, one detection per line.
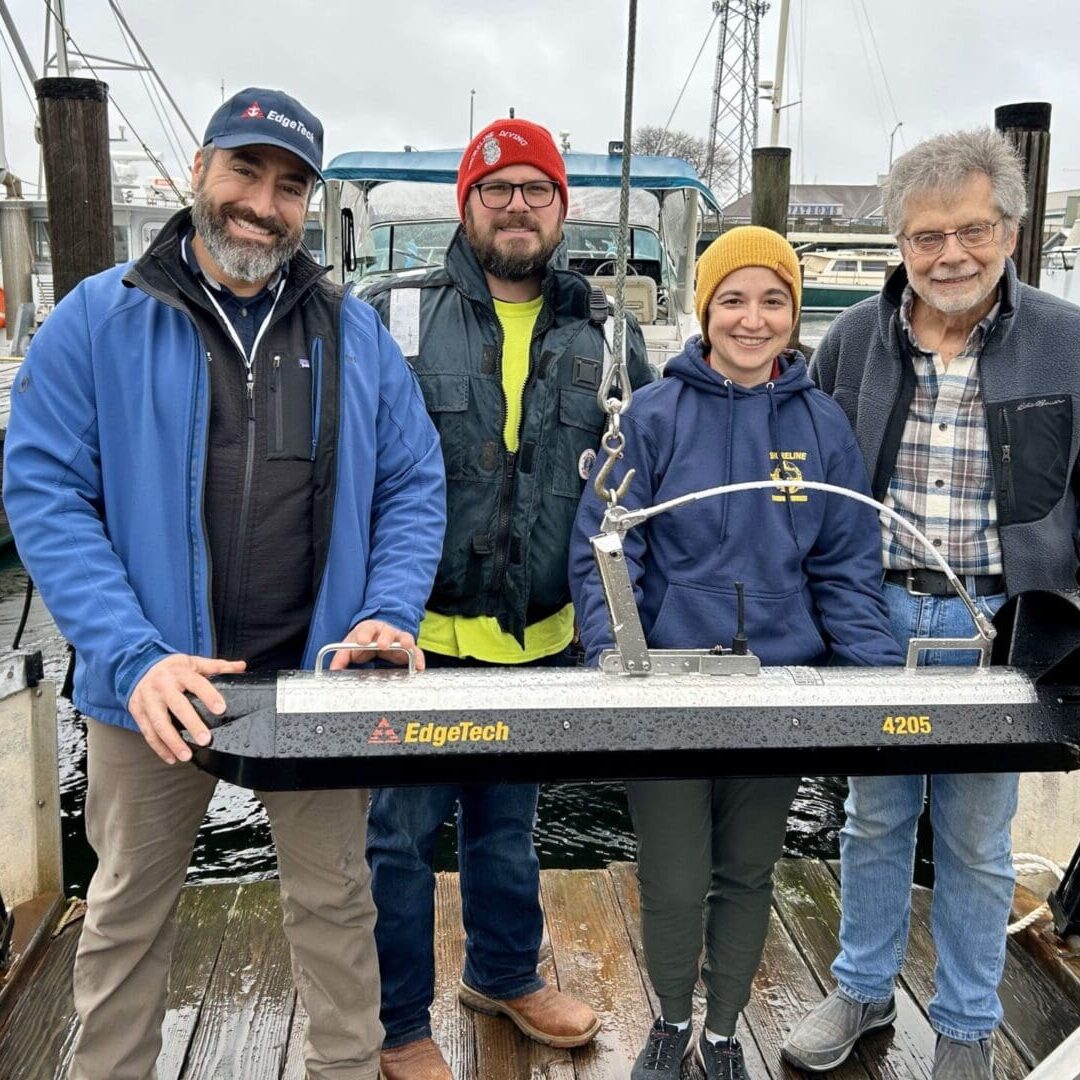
570 337 903 668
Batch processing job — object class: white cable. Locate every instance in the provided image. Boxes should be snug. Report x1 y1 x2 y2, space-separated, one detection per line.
608 477 995 639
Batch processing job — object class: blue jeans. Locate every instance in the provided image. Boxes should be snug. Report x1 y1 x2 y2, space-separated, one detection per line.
368 647 576 1047
831 582 1017 1042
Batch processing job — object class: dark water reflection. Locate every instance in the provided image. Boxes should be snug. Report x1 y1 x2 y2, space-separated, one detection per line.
0 550 885 897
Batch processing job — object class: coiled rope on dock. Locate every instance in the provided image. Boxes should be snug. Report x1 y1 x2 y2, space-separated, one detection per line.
1008 852 1065 936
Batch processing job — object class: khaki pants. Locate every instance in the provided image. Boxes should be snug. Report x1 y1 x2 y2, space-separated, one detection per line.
68 720 381 1080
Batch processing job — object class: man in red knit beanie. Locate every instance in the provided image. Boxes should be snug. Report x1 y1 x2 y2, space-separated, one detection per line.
364 117 652 1079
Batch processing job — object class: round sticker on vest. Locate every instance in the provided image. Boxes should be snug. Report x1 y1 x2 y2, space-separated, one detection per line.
482 135 501 165
578 448 597 480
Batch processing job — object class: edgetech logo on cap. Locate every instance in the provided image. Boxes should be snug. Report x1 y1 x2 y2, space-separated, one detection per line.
203 86 324 178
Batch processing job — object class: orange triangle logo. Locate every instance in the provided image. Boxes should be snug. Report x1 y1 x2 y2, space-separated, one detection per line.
368 718 400 745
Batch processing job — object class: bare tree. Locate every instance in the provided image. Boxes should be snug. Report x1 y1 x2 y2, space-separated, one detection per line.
632 125 733 186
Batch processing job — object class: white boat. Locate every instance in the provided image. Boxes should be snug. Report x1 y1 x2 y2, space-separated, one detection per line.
799 246 901 312
322 150 722 369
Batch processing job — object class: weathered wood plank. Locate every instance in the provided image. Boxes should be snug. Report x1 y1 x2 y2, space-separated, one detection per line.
179 880 294 1078
540 866 653 1079
747 902 871 1079
0 918 80 1078
909 879 1080 1067
279 991 306 1080
1010 885 1080 1015
823 861 1029 1080
609 860 772 1079
0 891 63 1034
772 859 934 1078
157 883 239 1080
432 871 478 1079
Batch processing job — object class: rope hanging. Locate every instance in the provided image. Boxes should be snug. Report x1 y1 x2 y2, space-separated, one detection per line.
594 0 638 508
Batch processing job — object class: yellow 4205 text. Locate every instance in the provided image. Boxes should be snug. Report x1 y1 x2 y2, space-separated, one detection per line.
882 714 933 735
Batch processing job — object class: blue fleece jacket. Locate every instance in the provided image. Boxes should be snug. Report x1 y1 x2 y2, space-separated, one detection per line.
570 338 903 668
3 260 446 730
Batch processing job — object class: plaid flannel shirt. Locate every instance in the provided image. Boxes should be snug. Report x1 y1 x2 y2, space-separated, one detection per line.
881 285 1003 574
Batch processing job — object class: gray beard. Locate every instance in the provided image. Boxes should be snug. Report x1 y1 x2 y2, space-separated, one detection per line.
191 189 303 283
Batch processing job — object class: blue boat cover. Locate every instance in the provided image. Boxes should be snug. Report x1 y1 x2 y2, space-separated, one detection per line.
324 149 721 211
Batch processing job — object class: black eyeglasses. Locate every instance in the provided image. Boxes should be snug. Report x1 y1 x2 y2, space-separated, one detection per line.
900 218 1004 256
472 180 558 210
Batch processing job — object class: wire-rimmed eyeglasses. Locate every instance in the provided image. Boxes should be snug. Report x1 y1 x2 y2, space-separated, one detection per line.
473 180 558 210
899 218 1004 257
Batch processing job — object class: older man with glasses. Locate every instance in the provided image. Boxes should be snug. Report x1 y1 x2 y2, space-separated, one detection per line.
362 117 652 1080
781 128 1080 1079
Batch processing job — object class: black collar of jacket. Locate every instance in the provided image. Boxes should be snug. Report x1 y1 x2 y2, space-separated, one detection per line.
443 223 590 318
877 255 1020 350
122 207 332 317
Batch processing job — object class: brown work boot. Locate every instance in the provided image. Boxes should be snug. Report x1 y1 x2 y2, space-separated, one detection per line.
458 979 601 1048
379 1036 452 1080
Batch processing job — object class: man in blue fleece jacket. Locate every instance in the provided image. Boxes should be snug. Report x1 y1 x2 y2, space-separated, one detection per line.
570 226 901 1080
3 88 445 1080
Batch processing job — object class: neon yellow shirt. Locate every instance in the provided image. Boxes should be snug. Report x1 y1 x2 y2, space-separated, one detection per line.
420 295 574 663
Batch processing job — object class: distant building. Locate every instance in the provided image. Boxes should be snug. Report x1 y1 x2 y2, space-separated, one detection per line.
720 183 886 231
1044 188 1080 240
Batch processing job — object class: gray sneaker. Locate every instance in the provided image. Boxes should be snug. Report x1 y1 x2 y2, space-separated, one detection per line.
631 1018 694 1078
781 988 896 1072
932 1035 993 1079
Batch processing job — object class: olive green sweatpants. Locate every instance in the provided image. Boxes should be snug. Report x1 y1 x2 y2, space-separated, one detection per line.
627 775 800 1035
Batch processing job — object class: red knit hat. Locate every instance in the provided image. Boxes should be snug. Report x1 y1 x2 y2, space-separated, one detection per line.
457 118 568 219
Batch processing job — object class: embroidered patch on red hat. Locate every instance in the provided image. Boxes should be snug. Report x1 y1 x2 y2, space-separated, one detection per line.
482 134 502 166
242 101 265 120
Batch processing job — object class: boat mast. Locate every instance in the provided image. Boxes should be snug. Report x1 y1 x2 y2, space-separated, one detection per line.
54 0 70 76
767 0 791 146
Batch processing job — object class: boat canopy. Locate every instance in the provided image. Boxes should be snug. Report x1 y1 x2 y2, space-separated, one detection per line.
324 149 722 212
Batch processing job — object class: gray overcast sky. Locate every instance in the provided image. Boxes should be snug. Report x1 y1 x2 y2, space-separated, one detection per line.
2 0 1078 200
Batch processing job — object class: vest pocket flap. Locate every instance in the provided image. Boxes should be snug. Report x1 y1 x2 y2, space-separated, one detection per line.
418 373 469 413
559 387 603 432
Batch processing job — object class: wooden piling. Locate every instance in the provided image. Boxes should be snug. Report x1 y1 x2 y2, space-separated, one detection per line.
33 78 114 305
750 147 791 236
995 102 1051 289
0 202 33 342
750 147 803 348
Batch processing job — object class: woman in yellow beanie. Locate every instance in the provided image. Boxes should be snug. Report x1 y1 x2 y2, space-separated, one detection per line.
569 226 900 1079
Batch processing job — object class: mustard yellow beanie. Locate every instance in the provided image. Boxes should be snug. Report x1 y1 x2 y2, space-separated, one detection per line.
695 226 802 338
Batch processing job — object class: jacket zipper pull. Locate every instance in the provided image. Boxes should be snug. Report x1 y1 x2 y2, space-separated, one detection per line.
1002 444 1011 464
246 368 255 421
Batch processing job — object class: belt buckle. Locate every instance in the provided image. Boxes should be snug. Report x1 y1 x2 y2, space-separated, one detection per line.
905 570 932 597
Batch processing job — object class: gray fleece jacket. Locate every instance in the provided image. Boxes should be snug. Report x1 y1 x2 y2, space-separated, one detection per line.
810 258 1080 597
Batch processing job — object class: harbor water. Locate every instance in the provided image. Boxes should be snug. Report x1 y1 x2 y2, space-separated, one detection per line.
0 547 864 896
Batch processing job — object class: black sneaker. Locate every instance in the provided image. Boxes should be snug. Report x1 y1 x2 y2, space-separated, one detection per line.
697 1033 748 1080
630 1018 694 1078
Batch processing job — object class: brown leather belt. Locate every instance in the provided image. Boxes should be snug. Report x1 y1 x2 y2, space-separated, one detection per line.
883 568 1005 597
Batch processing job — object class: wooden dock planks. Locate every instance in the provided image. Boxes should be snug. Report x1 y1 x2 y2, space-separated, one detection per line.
0 861 1076 1078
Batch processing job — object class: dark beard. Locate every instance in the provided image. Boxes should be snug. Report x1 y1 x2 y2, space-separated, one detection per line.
191 189 303 283
465 211 561 282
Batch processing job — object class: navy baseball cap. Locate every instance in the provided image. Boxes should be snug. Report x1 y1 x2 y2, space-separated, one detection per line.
203 87 323 179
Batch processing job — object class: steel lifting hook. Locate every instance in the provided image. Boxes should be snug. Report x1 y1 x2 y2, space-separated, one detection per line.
593 424 635 506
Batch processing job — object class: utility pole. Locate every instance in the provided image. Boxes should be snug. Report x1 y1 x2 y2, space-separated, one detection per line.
888 121 903 170
706 0 770 206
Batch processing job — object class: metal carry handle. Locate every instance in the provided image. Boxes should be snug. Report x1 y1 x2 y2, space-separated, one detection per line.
314 641 417 677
